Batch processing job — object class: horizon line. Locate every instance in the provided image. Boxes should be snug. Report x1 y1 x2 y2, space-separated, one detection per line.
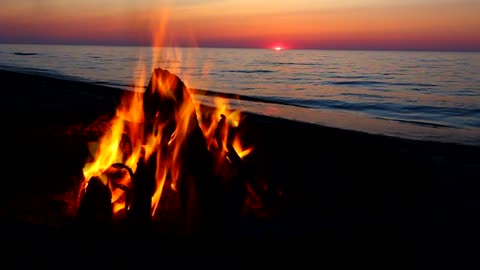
1 41 479 53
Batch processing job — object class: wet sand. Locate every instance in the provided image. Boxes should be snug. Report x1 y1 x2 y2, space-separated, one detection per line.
0 69 479 267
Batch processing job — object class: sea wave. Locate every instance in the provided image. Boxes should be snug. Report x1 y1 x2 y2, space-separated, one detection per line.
13 52 40 56
374 117 458 129
268 62 320 66
223 69 274 73
340 93 390 99
326 81 437 87
255 96 479 118
92 81 143 89
327 75 375 79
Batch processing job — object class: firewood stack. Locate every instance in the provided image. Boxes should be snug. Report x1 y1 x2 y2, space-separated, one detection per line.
77 68 252 238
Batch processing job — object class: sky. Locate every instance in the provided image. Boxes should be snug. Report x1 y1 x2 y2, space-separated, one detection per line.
0 0 479 51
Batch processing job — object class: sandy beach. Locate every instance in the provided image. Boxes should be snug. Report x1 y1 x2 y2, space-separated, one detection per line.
0 69 479 267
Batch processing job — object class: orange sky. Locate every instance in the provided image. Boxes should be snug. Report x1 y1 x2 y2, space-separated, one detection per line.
0 0 479 51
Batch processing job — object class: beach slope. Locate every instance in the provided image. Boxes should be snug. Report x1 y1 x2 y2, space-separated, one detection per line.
0 69 479 267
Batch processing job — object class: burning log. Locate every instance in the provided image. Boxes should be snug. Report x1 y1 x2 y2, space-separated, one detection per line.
126 152 157 227
144 68 217 237
215 114 227 151
76 176 112 227
211 115 252 234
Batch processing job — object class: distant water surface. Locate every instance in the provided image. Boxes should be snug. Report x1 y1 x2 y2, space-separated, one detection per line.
0 44 479 146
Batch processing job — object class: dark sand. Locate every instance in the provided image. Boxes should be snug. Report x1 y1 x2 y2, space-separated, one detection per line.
0 69 479 267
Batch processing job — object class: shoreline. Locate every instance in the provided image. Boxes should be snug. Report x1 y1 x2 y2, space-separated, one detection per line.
1 68 479 267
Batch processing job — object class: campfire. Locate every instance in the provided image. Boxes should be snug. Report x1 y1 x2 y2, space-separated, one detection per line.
76 68 255 237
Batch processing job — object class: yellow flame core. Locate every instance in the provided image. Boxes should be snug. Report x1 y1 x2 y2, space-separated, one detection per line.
233 135 254 159
82 118 125 184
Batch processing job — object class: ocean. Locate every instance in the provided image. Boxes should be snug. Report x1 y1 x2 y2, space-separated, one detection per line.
0 43 479 146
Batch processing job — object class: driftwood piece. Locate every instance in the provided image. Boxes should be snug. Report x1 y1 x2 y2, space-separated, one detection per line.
143 68 219 237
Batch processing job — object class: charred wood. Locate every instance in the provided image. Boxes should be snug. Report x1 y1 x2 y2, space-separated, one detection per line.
207 115 252 235
215 114 227 149
76 176 112 228
127 152 157 227
144 68 220 237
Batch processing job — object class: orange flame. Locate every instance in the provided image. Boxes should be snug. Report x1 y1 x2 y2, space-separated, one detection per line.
82 117 125 185
81 78 253 218
232 134 253 160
